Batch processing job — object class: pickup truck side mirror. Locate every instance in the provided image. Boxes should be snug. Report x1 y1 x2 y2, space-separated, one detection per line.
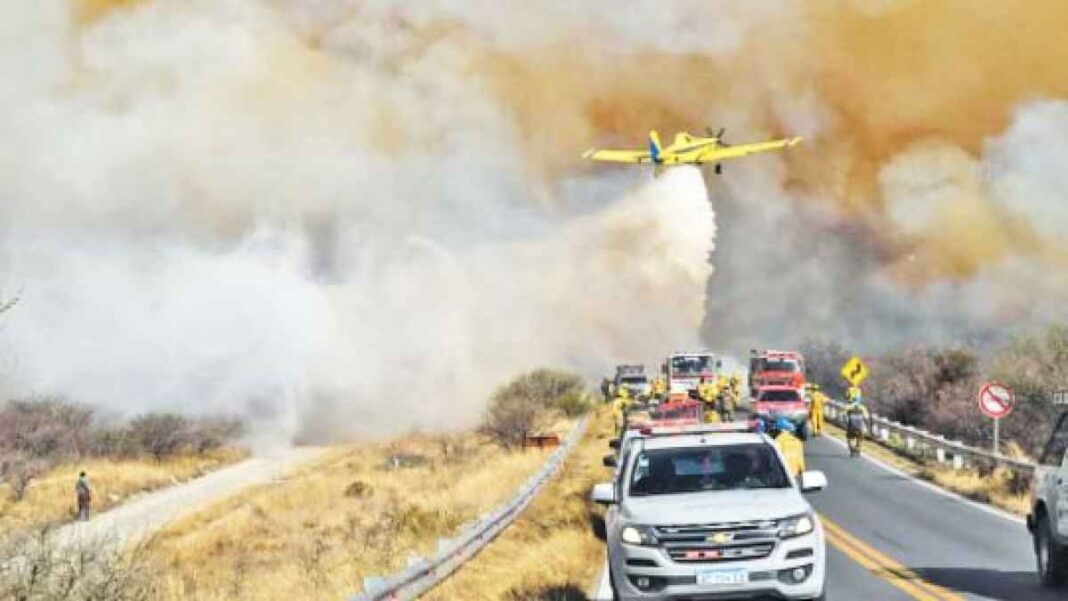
800 470 828 493
608 439 620 450
590 483 617 505
602 454 617 468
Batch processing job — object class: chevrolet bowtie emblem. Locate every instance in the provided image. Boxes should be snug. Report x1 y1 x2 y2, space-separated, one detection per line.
708 532 733 544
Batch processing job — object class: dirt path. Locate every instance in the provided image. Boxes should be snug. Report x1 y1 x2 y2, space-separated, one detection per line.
54 446 324 548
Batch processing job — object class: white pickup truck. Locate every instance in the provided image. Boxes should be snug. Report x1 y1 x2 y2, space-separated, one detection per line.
1028 412 1068 586
593 425 828 600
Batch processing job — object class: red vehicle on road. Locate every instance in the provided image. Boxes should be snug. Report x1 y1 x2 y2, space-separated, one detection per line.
750 385 811 440
749 350 806 396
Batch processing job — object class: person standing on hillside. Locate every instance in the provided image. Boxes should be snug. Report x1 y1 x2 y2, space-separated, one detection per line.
75 471 91 521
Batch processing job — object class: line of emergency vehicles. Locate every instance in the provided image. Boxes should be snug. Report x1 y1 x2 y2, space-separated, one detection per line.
596 349 831 600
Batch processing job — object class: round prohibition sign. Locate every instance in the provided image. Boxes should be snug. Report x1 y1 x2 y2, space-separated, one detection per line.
977 381 1014 419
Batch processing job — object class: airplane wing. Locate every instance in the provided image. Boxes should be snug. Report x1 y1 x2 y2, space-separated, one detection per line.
695 136 802 163
582 148 653 164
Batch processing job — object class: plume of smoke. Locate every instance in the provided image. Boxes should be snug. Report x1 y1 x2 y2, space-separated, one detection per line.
0 0 715 443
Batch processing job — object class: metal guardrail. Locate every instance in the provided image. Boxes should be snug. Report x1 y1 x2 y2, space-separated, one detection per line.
824 400 1035 474
349 415 591 601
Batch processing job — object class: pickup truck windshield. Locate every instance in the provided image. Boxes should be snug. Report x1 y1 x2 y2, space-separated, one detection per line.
672 356 711 374
759 390 802 402
629 444 790 496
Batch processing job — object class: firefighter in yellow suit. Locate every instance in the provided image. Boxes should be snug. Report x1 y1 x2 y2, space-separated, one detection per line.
612 387 632 432
807 384 827 437
777 432 805 478
772 417 806 477
697 377 718 421
652 376 667 401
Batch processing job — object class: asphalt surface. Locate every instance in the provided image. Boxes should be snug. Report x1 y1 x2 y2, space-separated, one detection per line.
593 434 1051 601
806 434 1051 601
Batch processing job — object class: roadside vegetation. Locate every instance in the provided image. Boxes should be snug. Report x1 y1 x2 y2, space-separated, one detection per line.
0 528 160 600
145 369 590 600
425 406 613 601
0 398 246 532
806 323 1068 458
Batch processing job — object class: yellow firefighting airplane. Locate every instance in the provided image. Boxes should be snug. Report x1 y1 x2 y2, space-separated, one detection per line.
582 128 801 174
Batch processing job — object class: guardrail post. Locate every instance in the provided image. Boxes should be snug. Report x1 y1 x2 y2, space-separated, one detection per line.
952 454 964 470
905 436 915 451
879 427 890 442
936 447 946 463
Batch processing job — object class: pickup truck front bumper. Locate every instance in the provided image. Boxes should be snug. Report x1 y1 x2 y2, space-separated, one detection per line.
608 529 825 601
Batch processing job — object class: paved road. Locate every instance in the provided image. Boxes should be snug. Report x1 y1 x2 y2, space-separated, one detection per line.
807 434 1050 601
594 434 1050 600
55 446 323 549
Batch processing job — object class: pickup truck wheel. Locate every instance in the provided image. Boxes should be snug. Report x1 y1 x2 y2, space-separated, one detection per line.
1036 516 1068 586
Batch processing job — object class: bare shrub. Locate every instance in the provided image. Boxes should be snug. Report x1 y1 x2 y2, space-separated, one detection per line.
126 413 193 461
0 528 159 600
0 453 54 501
185 417 244 453
0 398 95 460
866 346 983 441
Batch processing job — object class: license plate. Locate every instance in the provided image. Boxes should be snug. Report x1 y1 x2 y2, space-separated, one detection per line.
696 568 748 586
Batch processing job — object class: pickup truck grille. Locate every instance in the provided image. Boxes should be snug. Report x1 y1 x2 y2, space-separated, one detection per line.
654 521 778 564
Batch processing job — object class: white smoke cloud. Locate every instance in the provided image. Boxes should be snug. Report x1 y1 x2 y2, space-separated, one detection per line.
0 0 716 443
985 100 1068 240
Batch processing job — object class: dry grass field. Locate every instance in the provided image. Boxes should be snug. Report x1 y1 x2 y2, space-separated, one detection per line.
424 406 614 601
146 422 574 600
0 448 246 533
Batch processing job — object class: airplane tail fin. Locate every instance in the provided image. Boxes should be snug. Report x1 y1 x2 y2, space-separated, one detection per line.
648 130 662 162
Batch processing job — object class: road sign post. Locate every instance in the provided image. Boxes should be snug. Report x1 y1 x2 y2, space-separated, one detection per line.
993 419 999 458
977 382 1014 456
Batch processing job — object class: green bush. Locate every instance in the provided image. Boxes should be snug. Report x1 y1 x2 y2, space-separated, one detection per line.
481 369 588 447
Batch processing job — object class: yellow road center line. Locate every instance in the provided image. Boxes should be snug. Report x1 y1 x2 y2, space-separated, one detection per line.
822 518 964 601
821 515 965 601
822 526 941 601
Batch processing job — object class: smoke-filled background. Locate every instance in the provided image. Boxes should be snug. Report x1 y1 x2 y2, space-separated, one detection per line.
1 0 1066 442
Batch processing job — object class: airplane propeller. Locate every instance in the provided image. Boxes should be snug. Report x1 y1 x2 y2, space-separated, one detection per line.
706 127 729 146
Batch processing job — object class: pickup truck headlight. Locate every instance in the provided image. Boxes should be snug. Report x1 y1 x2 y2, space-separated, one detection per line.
776 513 815 539
620 525 659 546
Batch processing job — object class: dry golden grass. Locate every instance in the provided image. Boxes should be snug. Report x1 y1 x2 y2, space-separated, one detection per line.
822 422 1029 516
0 448 247 533
147 423 572 601
424 407 614 601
